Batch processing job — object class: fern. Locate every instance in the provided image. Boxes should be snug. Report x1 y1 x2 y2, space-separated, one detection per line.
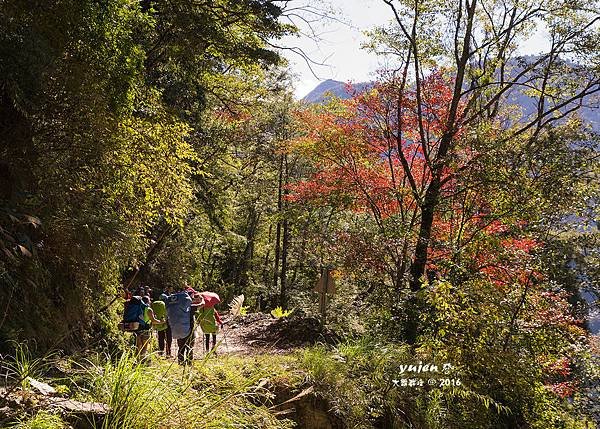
229 294 245 318
271 307 294 319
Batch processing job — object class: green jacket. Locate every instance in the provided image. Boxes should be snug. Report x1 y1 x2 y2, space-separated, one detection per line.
151 300 168 331
196 307 218 334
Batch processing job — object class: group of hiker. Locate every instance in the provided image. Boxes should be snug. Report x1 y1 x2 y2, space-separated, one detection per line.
120 284 223 365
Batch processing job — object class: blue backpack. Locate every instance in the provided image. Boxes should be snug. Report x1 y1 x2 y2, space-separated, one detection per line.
120 296 150 331
166 291 192 339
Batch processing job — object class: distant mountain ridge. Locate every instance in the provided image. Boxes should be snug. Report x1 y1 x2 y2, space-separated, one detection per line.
302 79 371 104
302 78 599 131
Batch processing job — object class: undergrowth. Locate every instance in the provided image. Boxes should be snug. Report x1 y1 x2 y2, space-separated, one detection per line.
5 338 596 429
9 411 66 429
300 337 596 429
68 351 301 429
3 341 57 390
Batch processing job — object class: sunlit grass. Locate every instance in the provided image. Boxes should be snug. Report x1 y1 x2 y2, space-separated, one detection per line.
69 351 301 429
5 339 595 429
9 411 66 429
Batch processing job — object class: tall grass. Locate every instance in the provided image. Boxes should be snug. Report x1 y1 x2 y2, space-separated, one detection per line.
77 351 298 429
3 340 57 390
81 351 184 429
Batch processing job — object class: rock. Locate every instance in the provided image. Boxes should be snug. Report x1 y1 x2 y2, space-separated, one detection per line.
27 377 57 396
271 386 345 429
48 398 109 415
47 398 109 429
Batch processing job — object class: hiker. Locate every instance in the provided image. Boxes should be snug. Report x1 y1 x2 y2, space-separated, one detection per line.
152 294 172 357
198 305 222 353
136 296 164 361
196 291 223 353
120 293 163 361
166 285 202 365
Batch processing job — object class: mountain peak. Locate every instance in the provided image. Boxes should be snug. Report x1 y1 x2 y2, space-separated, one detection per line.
302 79 371 104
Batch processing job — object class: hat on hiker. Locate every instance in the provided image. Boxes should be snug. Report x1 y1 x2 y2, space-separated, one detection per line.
200 291 221 308
191 292 205 307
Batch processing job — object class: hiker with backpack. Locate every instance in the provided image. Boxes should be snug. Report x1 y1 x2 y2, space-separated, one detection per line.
152 293 172 357
166 285 203 365
137 296 163 360
120 293 164 361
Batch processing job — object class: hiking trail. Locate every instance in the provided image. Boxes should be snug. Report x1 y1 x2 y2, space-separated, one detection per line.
192 312 339 357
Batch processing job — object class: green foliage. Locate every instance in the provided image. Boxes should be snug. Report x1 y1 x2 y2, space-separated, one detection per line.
10 411 66 429
417 276 595 428
69 352 299 429
302 339 420 427
147 89 301 300
271 307 294 318
4 341 56 390
85 352 164 429
4 338 596 428
301 334 595 429
0 0 295 351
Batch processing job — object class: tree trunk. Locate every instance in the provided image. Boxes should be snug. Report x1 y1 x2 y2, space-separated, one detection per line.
273 154 284 292
404 177 440 343
279 154 290 308
262 223 273 287
280 218 289 308
409 178 441 293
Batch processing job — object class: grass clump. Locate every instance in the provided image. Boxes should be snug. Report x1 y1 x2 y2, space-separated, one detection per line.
3 341 57 390
176 354 302 429
82 351 176 429
301 338 415 427
9 411 66 429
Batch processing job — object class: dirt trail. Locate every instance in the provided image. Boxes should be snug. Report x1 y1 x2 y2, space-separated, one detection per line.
192 312 338 357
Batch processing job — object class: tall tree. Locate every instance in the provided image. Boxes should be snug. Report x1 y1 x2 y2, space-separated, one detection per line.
373 0 600 342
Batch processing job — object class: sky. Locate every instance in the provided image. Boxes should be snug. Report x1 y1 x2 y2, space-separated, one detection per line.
279 0 392 98
279 1 551 99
